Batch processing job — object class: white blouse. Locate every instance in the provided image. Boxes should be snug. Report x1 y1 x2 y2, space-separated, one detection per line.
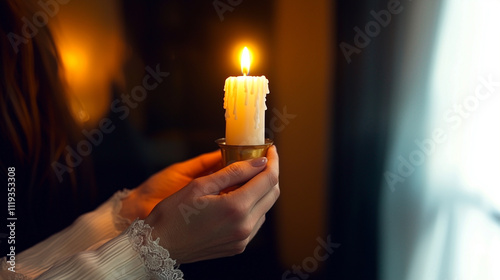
0 190 183 280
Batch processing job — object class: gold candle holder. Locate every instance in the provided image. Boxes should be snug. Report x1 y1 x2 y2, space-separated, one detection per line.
215 138 273 166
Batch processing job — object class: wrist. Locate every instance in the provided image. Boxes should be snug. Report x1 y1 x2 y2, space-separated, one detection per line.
120 188 148 220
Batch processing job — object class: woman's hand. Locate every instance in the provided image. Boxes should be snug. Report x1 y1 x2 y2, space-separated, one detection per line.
120 150 222 220
145 146 279 264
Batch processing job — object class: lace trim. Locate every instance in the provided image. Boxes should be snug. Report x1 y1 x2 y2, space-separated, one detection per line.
112 189 134 232
126 219 184 280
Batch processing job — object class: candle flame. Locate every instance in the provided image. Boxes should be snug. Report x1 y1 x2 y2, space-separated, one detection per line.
241 47 250 76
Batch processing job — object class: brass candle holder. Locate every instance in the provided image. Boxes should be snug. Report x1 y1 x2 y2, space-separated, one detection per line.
215 138 273 166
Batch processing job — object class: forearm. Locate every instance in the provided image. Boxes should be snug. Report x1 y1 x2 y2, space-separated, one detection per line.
1 219 183 280
119 188 148 221
35 220 183 280
2 190 132 278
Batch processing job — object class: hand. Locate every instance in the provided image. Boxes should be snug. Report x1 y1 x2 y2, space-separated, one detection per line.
145 146 280 264
120 150 223 220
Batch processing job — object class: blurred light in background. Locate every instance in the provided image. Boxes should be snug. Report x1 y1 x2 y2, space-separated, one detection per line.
425 0 500 279
50 0 125 126
384 0 500 279
59 45 90 122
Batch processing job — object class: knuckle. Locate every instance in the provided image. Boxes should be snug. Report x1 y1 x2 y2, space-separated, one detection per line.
225 202 248 221
232 222 253 241
188 179 203 191
225 163 245 179
273 184 281 200
266 172 279 188
256 215 266 230
204 181 219 194
230 240 248 255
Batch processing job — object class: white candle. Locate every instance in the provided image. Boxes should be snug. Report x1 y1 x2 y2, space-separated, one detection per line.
224 47 269 145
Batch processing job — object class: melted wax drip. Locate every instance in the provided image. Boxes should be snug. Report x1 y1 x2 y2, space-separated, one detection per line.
233 78 238 120
223 76 270 129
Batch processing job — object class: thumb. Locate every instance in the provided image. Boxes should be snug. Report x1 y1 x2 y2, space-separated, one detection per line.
193 157 268 195
174 150 222 178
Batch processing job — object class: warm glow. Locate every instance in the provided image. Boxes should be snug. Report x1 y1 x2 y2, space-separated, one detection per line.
241 47 251 76
60 47 88 85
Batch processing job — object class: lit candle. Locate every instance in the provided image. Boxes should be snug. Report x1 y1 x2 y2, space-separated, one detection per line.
224 47 270 145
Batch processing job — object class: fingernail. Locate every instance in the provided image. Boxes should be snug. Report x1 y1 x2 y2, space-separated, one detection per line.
250 157 267 167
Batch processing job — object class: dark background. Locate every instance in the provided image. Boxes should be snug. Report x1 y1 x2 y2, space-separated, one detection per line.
97 1 282 279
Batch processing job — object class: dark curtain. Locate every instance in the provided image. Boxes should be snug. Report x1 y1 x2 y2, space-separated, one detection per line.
327 1 442 279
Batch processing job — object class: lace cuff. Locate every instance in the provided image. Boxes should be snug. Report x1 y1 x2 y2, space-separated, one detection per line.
126 219 184 280
111 189 134 232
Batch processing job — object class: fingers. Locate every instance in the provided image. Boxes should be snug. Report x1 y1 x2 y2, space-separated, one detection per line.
145 147 279 264
250 183 280 219
266 145 279 166
176 150 222 178
192 157 268 195
247 214 266 242
232 145 279 206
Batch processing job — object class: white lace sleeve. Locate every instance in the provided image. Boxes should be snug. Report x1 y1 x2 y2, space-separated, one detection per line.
127 219 184 280
0 190 183 279
25 219 184 280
